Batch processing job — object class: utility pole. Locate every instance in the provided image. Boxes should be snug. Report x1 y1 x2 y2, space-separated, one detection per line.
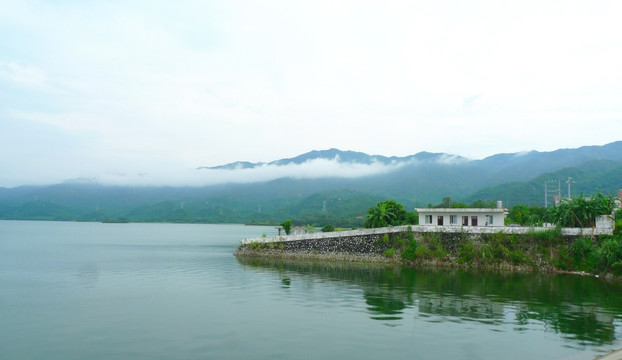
545 180 561 207
566 177 575 199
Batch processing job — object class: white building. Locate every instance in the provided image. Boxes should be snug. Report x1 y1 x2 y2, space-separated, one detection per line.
416 201 507 227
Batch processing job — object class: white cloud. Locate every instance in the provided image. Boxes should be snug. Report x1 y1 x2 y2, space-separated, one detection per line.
86 157 409 187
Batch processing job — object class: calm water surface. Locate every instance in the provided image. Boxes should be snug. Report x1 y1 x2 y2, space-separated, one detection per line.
1 220 622 359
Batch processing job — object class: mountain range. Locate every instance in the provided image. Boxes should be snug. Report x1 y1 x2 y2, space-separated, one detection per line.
1 142 621 226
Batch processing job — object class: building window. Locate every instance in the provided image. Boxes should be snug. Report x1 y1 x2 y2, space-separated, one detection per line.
486 215 494 225
425 215 433 224
450 215 458 224
462 216 469 226
437 216 444 226
471 216 478 226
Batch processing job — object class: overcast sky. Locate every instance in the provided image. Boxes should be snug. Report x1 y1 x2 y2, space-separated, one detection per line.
1 0 621 187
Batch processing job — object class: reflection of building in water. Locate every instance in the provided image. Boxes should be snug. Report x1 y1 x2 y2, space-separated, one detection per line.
564 303 615 325
364 291 409 320
361 283 414 321
416 294 506 321
237 257 621 345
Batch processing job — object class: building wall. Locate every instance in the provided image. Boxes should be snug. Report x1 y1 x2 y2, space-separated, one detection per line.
418 211 505 227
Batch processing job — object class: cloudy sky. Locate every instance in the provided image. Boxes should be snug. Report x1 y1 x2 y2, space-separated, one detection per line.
1 0 621 187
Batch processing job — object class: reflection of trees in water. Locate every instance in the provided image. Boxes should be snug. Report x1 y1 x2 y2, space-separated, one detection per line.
364 291 407 320
236 257 622 345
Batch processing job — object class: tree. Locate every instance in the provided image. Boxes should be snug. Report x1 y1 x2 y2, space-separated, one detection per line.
404 211 419 225
364 200 406 228
470 200 496 208
508 204 530 225
281 219 292 235
450 202 469 208
546 192 615 227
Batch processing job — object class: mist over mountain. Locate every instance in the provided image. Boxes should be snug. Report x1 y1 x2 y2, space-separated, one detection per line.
1 142 621 225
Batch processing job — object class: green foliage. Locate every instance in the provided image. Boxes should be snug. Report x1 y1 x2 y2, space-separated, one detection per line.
364 200 406 228
508 204 531 225
321 224 335 232
450 203 469 208
381 234 390 245
404 211 419 225
546 192 615 228
564 235 622 273
383 248 396 258
248 241 264 251
528 227 562 243
400 239 419 261
426 233 448 259
429 197 468 208
552 246 572 270
599 237 622 268
280 219 292 235
470 200 497 208
572 237 593 263
457 241 477 265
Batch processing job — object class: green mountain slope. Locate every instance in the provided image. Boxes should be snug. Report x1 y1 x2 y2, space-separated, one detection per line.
464 160 622 206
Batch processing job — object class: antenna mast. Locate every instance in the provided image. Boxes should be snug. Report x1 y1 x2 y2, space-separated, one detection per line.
544 180 561 207
566 177 575 199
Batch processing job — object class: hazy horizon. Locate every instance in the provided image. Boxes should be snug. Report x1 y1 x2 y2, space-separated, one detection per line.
1 141 620 188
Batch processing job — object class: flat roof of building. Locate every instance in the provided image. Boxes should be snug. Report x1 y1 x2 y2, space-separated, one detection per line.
415 208 506 213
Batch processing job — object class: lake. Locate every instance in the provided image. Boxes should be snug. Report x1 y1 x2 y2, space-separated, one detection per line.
1 220 622 359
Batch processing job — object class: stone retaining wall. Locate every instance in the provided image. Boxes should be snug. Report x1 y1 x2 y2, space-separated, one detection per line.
242 220 613 245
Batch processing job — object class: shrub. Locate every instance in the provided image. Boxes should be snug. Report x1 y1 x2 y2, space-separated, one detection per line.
599 237 622 269
572 237 593 263
553 246 572 270
248 241 263 251
612 262 622 276
383 248 396 258
458 241 477 265
401 239 419 261
415 245 430 259
280 219 292 235
508 250 526 265
392 232 411 251
321 224 335 232
480 243 494 264
428 236 448 259
531 227 562 243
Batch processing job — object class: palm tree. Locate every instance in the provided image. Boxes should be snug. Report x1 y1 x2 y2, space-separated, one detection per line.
364 202 396 228
547 192 615 227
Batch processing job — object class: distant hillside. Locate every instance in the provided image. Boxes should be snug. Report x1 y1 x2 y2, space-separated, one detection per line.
1 142 621 225
464 159 622 206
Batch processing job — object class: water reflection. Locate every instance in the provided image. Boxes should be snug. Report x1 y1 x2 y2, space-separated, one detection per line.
237 257 622 346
